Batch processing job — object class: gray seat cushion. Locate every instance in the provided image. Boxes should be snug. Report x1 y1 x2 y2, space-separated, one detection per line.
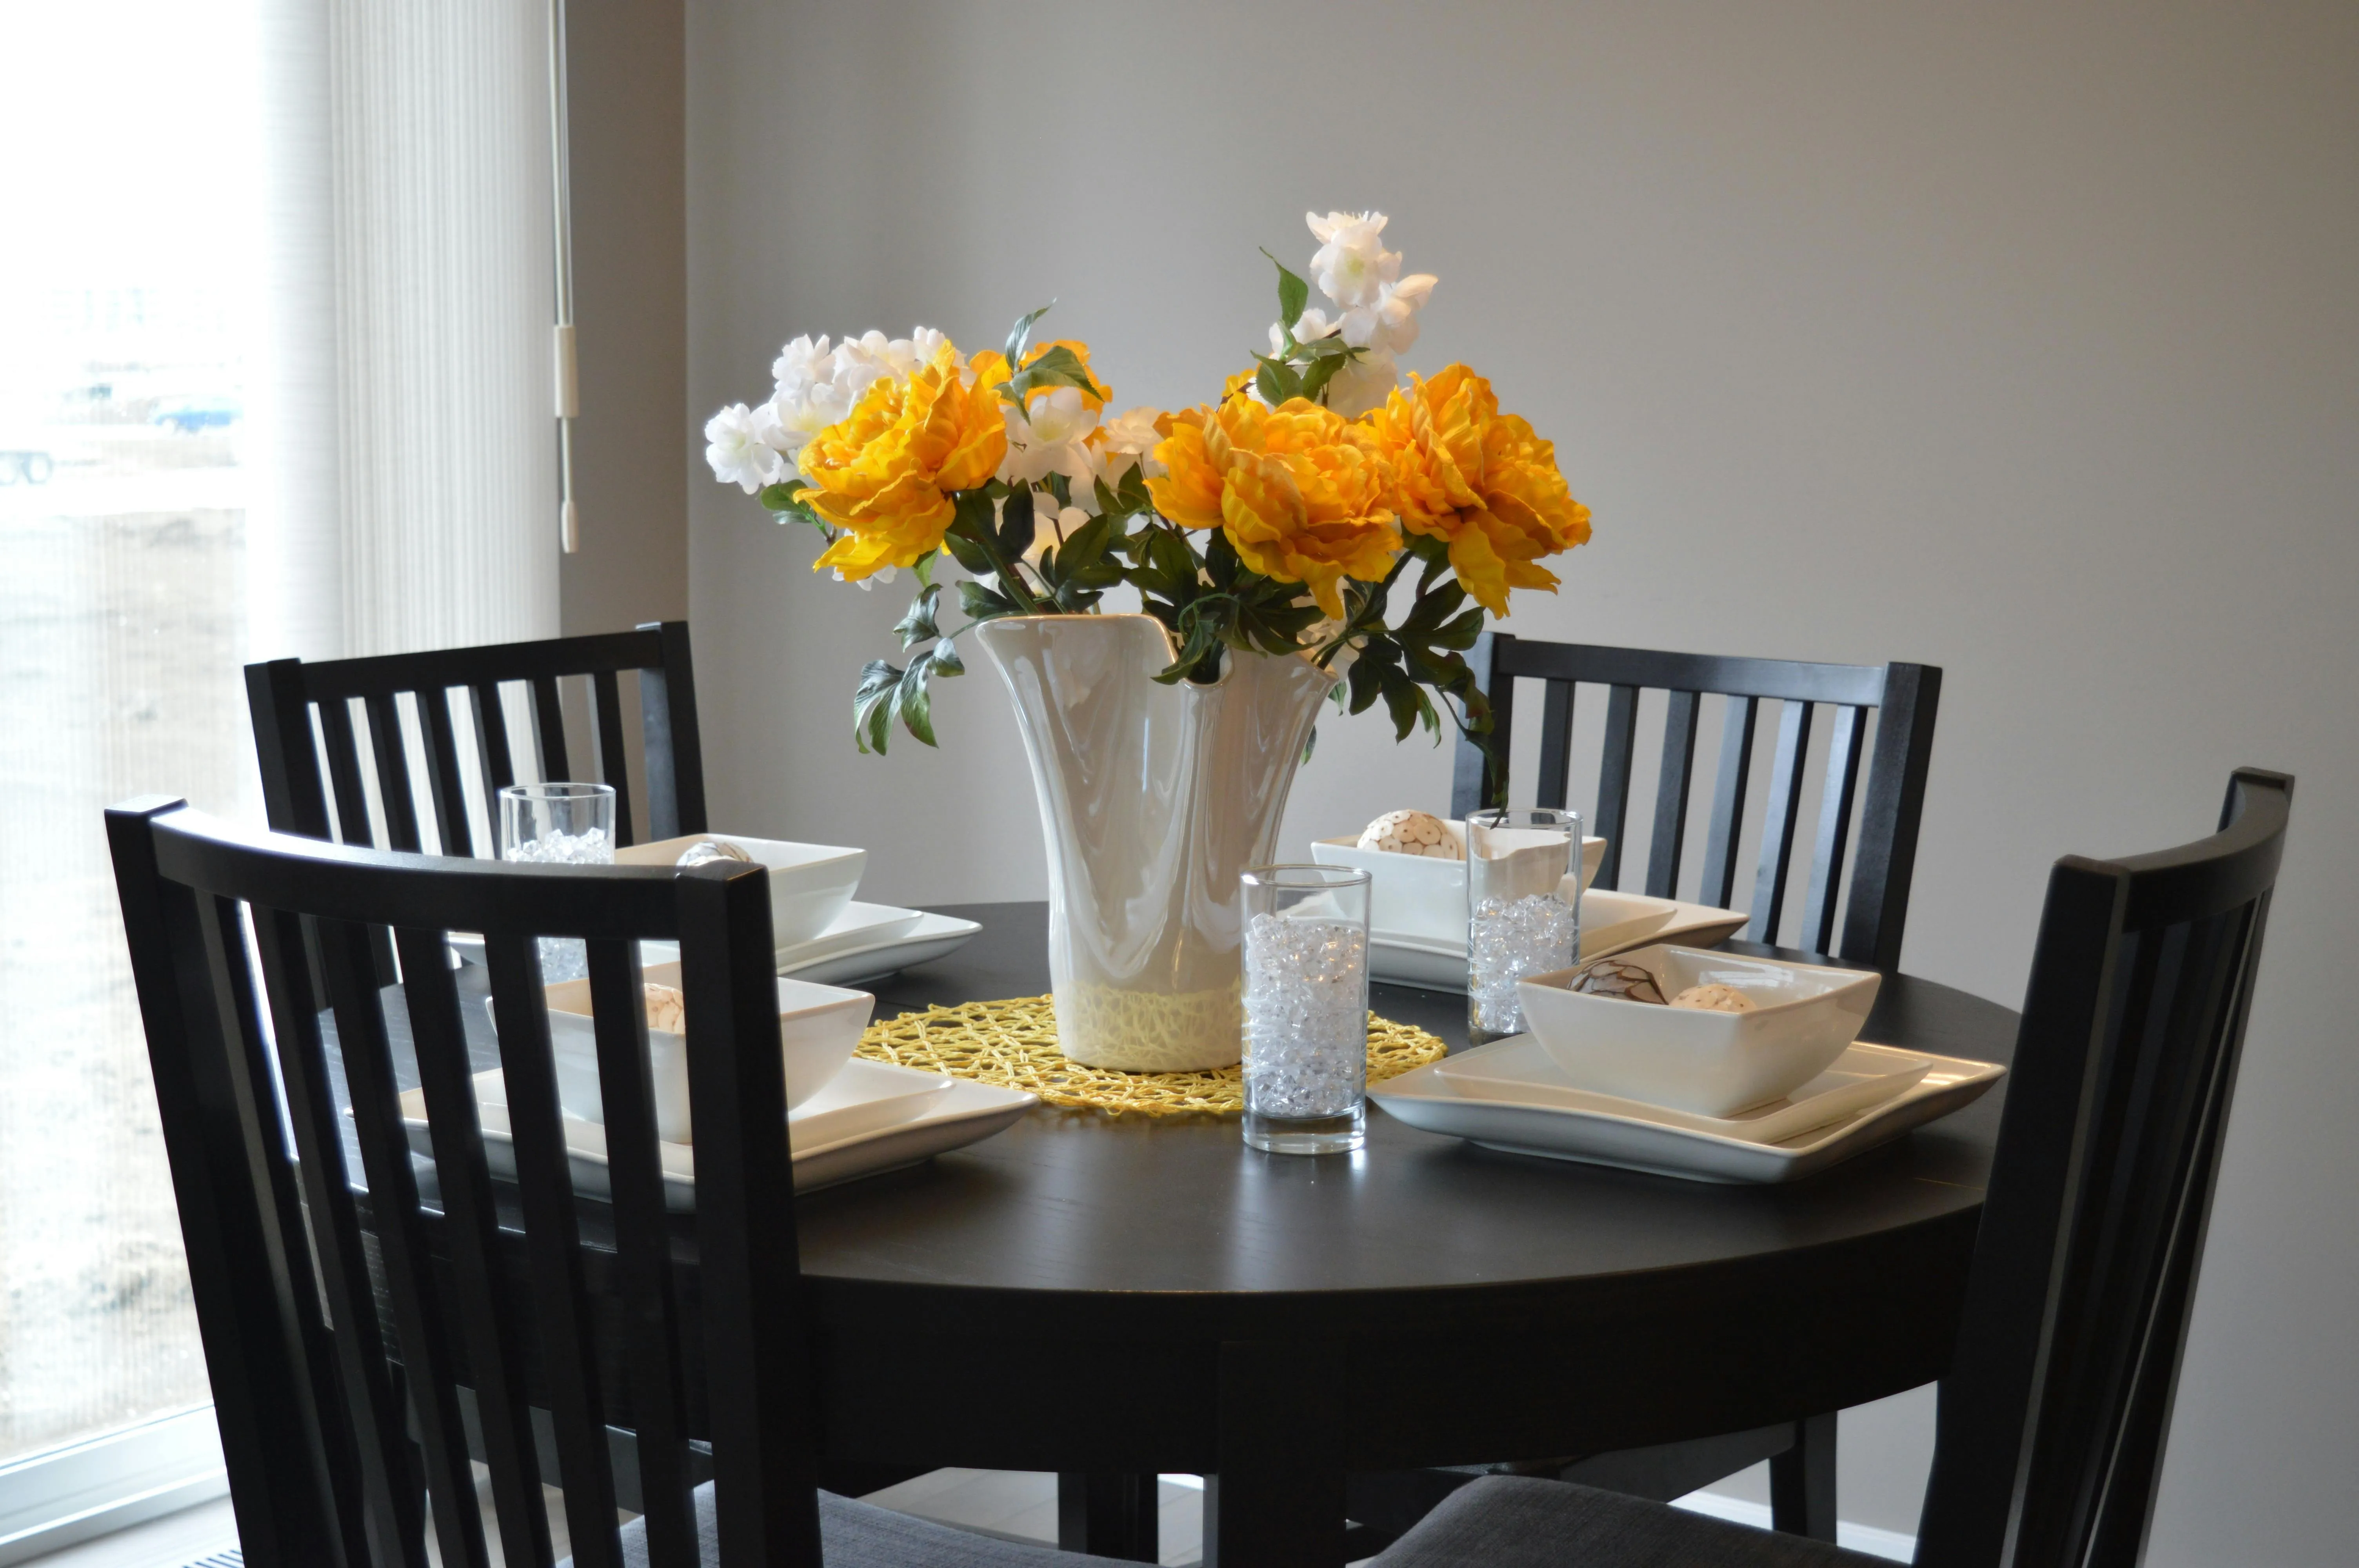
1372 1475 1890 1568
564 1481 1131 1567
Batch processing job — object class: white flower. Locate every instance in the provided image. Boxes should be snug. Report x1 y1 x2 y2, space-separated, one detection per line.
998 385 1100 490
703 402 787 493
771 333 836 389
764 326 961 458
1305 210 1399 309
1323 348 1399 419
1293 307 1339 341
1090 406 1167 485
1023 493 1092 563
1339 273 1437 355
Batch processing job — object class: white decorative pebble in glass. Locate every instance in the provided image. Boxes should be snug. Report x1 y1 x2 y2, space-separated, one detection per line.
1239 865 1372 1155
1466 808 1582 1045
500 782 617 982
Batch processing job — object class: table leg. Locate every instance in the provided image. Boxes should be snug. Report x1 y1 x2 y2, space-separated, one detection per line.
1203 1341 1347 1568
1768 1411 1838 1541
1057 1472 1158 1561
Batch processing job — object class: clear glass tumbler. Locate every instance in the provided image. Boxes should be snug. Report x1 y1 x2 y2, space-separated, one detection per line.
1239 864 1372 1155
1466 808 1582 1046
500 782 616 982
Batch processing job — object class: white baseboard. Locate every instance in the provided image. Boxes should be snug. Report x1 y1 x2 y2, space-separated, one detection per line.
0 1410 230 1567
1674 1488 1917 1562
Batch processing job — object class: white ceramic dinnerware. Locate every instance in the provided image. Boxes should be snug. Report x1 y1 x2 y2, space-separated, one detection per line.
1310 821 1607 944
1365 887 1749 991
612 832 865 948
400 1057 1036 1206
1516 944 1881 1117
500 960 872 1143
1369 1036 2003 1184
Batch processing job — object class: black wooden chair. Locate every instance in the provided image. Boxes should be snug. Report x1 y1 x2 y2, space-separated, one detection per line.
107 799 1125 1568
1371 768 2293 1567
245 621 707 858
1450 635 1941 969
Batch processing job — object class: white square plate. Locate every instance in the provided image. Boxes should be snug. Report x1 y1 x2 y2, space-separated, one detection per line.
1370 1036 2003 1183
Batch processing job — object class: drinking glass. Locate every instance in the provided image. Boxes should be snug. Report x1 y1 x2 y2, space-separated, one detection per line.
500 782 616 982
1466 808 1582 1045
1239 864 1372 1155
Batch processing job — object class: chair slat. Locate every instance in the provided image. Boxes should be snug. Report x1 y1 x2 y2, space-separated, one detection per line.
483 935 628 1568
1533 681 1574 811
592 668 639 848
416 688 477 857
318 699 377 849
1801 705 1866 953
363 694 424 853
1646 691 1701 900
252 906 429 1568
1700 696 1759 911
394 926 555 1568
1747 701 1816 944
532 675 572 782
1592 686 1639 891
585 939 702 1566
471 682 519 806
639 622 708 838
317 916 493 1568
678 864 824 1566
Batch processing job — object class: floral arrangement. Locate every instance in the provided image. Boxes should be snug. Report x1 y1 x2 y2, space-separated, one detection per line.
704 211 1591 755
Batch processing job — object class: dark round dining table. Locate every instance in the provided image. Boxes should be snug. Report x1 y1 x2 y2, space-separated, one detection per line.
790 901 2018 1566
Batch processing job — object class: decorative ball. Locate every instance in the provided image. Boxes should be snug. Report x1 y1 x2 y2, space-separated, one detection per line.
643 983 687 1033
1357 809 1462 859
676 837 753 867
1670 983 1756 1013
1568 958 1668 1005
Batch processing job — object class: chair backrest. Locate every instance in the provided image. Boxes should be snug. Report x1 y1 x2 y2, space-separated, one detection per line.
246 621 707 858
106 799 817 1568
1916 768 2292 1568
1448 635 1941 967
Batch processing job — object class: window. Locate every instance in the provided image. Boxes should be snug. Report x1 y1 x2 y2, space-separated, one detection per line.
0 0 263 1484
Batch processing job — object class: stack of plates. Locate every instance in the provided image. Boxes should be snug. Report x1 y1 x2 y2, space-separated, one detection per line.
450 900 981 987
1371 888 1749 992
400 1056 1033 1206
1370 1034 2004 1183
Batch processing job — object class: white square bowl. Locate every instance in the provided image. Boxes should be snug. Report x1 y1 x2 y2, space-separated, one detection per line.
1515 944 1881 1116
1310 821 1607 943
499 961 874 1143
613 832 864 949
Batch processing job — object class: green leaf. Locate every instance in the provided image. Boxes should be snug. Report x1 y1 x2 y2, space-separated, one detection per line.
1379 668 1427 742
941 527 994 577
958 579 1016 619
760 479 824 528
1261 247 1310 330
998 343 1107 407
1115 463 1155 517
1004 304 1053 363
1298 352 1345 405
930 637 965 676
891 582 941 650
852 659 902 755
996 488 1037 563
896 654 939 748
914 549 936 589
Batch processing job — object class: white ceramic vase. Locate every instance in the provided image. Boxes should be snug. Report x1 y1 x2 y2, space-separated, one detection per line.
976 614 1340 1071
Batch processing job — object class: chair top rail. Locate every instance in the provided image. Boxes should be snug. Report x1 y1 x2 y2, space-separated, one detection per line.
129 799 697 938
2059 768 2292 931
1492 639 1892 707
260 628 672 701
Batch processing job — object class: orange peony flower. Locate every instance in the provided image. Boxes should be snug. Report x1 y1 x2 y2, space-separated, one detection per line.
799 340 1006 581
1365 364 1590 616
1148 396 1400 618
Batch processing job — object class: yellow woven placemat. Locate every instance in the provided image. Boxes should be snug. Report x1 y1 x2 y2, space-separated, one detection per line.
855 994 1447 1116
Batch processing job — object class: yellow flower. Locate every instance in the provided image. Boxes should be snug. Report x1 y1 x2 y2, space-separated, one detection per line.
1365 364 1591 616
1148 396 1400 618
799 340 1006 581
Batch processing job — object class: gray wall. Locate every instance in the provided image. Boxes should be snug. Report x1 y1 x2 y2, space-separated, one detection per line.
560 0 688 637
685 3 2359 1557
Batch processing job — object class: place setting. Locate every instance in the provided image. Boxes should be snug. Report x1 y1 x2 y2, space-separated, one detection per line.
407 779 1016 1203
